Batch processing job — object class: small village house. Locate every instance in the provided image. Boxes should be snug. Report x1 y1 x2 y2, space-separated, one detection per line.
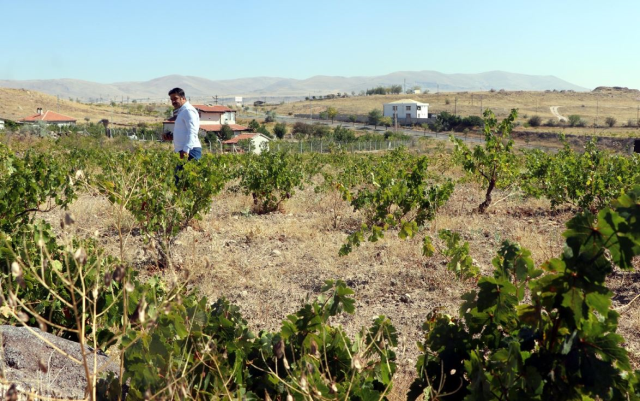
383 99 429 125
0 118 5 130
162 104 249 138
20 108 77 126
222 133 271 154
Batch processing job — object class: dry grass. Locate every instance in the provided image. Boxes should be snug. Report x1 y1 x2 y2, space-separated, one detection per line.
0 88 161 126
47 164 640 399
271 89 640 138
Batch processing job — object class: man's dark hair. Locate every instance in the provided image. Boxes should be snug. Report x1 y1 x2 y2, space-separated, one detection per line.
168 87 186 98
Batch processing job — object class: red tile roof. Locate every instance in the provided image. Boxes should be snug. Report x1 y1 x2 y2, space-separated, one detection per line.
223 133 268 144
21 110 77 122
193 104 234 113
199 124 249 132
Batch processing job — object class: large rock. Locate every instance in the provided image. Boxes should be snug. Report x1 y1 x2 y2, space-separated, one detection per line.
0 325 119 400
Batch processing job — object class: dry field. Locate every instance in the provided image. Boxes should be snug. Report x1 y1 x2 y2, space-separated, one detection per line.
272 88 640 138
44 151 640 400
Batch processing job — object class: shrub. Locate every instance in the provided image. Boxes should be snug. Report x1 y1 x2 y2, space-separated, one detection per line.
264 110 276 123
527 115 542 127
605 116 617 127
248 119 260 132
410 187 640 400
568 114 581 127
273 122 287 139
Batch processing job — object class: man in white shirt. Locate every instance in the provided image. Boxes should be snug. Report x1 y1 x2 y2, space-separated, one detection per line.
168 87 202 160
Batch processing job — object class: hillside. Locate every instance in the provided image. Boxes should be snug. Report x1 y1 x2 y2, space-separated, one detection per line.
0 88 163 126
0 70 589 103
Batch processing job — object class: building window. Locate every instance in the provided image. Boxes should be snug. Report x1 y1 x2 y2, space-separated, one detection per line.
392 106 397 111
417 106 421 110
406 106 411 111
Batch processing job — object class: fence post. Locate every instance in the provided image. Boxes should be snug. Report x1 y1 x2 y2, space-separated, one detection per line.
320 141 323 153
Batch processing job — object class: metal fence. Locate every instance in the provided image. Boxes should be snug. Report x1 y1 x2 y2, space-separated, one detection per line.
201 139 416 154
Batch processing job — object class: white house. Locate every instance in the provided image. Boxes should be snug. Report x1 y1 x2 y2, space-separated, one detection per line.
0 118 4 130
383 99 429 121
20 108 77 127
162 104 249 138
222 133 271 154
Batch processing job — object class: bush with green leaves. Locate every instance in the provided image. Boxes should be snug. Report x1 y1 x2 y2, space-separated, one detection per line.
521 136 640 212
437 229 479 280
104 280 397 400
235 150 305 213
568 114 581 127
451 109 520 213
95 149 230 267
409 187 640 400
340 148 454 255
0 143 78 234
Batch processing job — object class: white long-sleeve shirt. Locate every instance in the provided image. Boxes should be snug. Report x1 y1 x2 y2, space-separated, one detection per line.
173 102 202 153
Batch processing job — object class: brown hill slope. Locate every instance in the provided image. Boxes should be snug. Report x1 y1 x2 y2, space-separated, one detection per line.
0 88 162 126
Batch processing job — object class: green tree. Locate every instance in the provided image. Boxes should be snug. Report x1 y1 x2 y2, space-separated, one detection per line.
452 109 520 213
326 106 338 123
248 119 260 132
389 84 402 94
333 125 355 142
348 114 357 126
257 124 272 138
368 109 382 130
273 122 287 139
219 123 234 140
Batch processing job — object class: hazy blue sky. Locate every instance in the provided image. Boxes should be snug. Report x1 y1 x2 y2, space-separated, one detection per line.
1 0 638 90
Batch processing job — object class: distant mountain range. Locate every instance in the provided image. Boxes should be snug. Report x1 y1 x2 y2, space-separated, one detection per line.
0 70 589 103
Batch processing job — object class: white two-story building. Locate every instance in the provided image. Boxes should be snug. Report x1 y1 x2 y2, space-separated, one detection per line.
383 99 429 123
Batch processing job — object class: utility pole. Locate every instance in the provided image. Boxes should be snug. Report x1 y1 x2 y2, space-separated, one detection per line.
471 94 474 106
596 100 599 127
637 105 639 127
480 96 483 115
454 97 457 116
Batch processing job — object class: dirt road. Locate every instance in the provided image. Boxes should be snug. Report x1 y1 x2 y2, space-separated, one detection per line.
550 106 568 121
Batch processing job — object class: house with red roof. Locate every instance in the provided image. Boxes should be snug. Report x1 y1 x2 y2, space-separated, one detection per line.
162 104 249 139
222 133 271 154
20 108 77 126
